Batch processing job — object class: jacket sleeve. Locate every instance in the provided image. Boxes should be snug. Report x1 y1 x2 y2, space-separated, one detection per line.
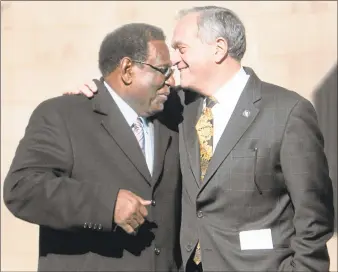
280 97 334 271
3 100 119 232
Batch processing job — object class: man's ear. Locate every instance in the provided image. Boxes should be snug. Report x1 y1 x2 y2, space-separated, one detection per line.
214 37 228 63
120 57 133 85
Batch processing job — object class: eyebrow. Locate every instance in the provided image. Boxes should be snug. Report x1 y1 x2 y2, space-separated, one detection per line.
154 63 172 70
152 57 172 68
171 40 185 49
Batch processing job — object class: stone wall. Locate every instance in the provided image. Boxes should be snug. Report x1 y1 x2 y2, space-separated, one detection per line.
1 1 337 271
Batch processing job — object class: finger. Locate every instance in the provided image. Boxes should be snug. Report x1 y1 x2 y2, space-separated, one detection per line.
140 199 152 206
128 218 139 230
79 85 94 97
134 211 145 226
87 81 98 93
121 224 135 235
64 89 81 95
134 195 152 206
75 86 88 96
139 205 149 218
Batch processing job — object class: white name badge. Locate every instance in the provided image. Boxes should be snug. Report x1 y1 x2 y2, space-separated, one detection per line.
239 228 273 250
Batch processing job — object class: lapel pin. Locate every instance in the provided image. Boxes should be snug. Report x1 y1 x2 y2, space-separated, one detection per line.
242 110 251 118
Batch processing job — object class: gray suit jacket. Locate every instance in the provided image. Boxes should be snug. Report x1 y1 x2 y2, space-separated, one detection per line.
3 79 183 271
179 67 334 271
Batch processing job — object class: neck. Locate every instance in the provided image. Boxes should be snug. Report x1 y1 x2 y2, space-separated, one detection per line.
201 59 241 96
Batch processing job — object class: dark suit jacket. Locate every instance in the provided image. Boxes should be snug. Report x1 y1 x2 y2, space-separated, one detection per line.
3 80 183 271
314 65 337 231
179 67 334 271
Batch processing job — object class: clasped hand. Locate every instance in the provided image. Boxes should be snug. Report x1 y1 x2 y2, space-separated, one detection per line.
114 189 151 235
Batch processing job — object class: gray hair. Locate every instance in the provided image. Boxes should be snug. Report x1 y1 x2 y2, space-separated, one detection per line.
177 6 246 61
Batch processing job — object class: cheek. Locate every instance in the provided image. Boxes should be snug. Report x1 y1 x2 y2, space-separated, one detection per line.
189 55 212 77
139 78 162 101
183 51 203 70
138 74 159 89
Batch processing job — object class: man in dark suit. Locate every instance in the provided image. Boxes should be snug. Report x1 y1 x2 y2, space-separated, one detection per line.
3 23 182 271
71 6 335 272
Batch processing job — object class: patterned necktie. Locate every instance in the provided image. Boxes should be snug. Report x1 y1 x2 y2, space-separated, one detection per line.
193 96 217 265
132 117 145 156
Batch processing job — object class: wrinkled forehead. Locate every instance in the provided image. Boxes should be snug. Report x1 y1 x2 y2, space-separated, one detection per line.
147 40 171 65
172 13 200 48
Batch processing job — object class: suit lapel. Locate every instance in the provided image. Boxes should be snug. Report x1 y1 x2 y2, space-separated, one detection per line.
92 79 152 185
152 119 171 185
183 92 204 188
200 69 262 192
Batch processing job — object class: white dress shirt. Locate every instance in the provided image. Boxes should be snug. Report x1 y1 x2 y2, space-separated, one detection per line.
104 81 154 175
203 67 250 152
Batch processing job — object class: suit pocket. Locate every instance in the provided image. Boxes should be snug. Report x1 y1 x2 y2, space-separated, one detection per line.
229 148 272 193
231 148 256 158
231 148 271 158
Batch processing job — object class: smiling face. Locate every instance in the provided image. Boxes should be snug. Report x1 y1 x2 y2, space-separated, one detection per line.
123 40 174 117
171 13 215 94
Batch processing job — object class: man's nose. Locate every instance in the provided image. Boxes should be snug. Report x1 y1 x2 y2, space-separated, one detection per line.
165 74 175 87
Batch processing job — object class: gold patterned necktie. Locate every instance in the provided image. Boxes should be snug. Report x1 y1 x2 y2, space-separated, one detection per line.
193 96 217 265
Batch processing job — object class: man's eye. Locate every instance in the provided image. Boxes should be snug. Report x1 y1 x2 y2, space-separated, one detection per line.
178 47 186 54
159 67 170 74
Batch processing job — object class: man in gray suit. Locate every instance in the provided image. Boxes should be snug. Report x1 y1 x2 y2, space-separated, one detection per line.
3 23 182 271
172 6 334 272
72 6 334 272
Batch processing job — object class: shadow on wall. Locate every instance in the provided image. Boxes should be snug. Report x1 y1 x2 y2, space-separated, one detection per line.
313 64 337 231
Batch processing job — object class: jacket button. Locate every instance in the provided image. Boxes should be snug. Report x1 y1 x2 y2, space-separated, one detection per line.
186 244 193 252
154 247 161 255
84 222 88 228
197 211 203 218
151 200 156 206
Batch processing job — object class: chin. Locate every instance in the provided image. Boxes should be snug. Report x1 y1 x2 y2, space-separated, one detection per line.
148 104 165 117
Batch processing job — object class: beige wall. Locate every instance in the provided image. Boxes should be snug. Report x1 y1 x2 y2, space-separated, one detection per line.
1 1 337 271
